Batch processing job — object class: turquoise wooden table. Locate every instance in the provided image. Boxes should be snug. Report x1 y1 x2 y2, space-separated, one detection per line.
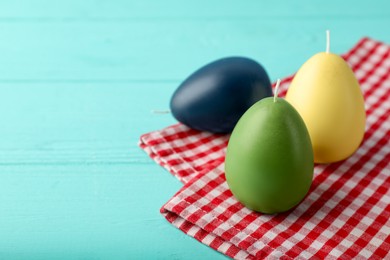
1 1 389 259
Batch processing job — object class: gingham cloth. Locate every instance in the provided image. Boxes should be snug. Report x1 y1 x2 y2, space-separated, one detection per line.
139 38 390 259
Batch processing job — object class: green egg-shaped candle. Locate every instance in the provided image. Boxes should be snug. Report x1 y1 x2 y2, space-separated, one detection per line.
225 81 314 214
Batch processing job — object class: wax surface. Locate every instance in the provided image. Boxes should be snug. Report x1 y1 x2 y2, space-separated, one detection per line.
286 52 366 163
225 97 314 214
170 57 272 133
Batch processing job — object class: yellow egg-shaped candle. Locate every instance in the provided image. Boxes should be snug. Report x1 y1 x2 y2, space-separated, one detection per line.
286 31 366 163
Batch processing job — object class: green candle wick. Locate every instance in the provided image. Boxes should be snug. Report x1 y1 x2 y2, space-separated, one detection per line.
274 79 281 102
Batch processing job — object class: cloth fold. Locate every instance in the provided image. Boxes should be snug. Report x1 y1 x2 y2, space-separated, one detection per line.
139 37 390 259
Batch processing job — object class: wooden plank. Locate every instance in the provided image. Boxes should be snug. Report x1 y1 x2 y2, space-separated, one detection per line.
0 163 225 259
0 0 389 19
0 83 176 164
0 80 223 257
0 20 389 82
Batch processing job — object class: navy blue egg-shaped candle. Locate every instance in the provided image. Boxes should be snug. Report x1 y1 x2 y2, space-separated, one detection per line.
170 57 272 133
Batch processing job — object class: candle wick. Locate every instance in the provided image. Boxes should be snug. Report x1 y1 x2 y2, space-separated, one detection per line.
326 29 330 53
274 79 281 103
151 109 171 114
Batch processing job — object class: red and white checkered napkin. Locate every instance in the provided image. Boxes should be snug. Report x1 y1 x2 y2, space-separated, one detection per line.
139 38 390 259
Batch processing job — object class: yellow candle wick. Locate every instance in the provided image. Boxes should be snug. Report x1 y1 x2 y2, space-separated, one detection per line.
326 29 330 53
